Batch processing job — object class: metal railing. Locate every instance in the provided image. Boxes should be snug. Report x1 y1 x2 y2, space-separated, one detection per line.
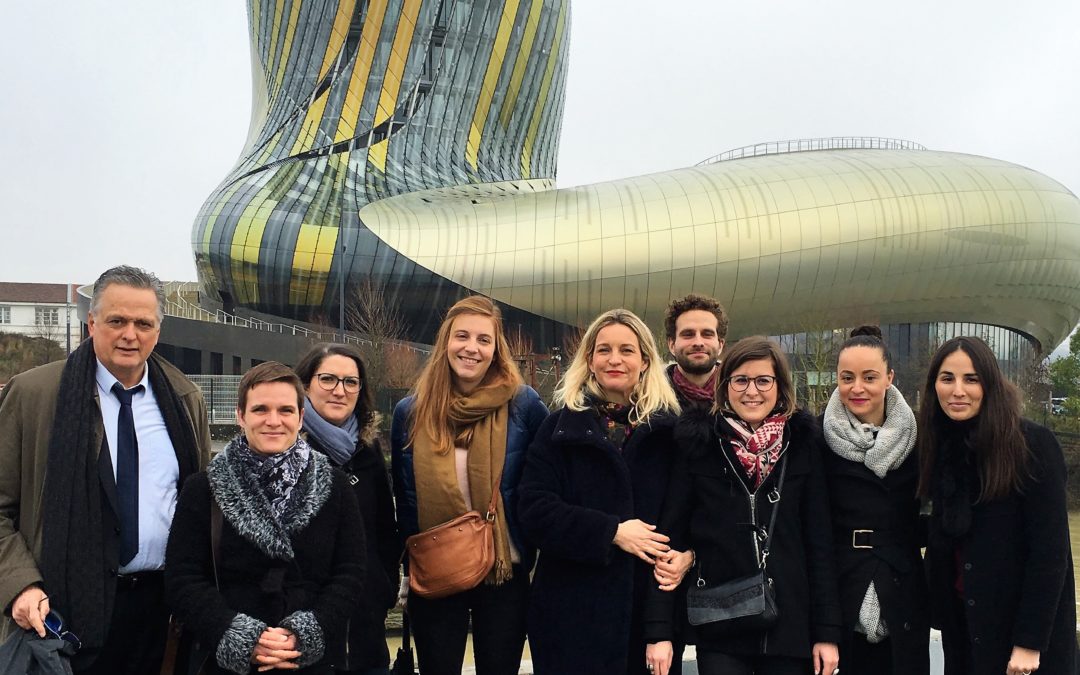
188 375 242 424
160 282 430 355
696 137 927 166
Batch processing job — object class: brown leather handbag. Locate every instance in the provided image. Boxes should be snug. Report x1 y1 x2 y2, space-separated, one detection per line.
406 470 502 599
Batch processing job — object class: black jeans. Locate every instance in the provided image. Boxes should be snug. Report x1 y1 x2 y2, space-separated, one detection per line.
696 650 809 675
408 566 529 675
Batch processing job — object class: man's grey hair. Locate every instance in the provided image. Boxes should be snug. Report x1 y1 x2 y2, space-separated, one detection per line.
90 265 166 322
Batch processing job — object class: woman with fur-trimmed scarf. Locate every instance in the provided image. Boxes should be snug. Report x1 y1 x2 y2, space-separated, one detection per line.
166 363 365 675
821 326 929 675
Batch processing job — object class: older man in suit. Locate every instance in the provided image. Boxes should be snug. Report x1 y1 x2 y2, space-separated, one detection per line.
0 265 211 674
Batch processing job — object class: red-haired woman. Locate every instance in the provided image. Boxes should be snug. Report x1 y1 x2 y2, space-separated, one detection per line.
391 296 547 675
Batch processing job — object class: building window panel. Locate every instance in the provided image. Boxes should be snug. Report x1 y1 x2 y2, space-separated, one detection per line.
36 307 60 326
0 306 9 324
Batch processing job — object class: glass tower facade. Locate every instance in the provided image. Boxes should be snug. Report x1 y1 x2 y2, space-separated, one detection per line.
193 0 570 336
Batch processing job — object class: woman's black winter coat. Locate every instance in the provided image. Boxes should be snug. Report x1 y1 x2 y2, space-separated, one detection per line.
303 419 400 671
165 460 365 675
822 446 929 674
643 408 843 659
926 419 1077 675
518 406 676 675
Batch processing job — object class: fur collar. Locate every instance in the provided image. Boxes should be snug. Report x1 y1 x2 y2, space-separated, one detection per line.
207 446 334 560
360 411 383 447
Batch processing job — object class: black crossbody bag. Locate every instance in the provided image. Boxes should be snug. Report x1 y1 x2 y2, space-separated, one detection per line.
686 455 788 631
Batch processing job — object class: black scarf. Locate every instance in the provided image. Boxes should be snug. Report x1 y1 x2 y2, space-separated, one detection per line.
39 340 200 649
931 421 979 540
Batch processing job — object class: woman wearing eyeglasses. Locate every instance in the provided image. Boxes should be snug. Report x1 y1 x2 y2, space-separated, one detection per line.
391 296 548 675
644 337 841 675
294 344 400 675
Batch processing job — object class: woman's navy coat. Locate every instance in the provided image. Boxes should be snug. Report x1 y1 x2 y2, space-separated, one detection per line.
518 406 676 675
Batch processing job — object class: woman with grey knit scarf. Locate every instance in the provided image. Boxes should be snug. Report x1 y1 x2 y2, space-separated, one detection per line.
821 326 929 675
166 362 364 674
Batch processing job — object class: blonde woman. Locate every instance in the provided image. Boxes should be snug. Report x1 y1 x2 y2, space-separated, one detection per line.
518 308 686 675
390 296 548 675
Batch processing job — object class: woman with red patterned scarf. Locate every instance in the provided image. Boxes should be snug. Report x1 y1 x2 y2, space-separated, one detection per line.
644 337 842 675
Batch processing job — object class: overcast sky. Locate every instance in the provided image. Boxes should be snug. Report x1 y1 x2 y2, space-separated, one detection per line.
2 0 1078 288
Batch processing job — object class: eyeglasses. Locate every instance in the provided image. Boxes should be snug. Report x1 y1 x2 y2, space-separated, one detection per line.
315 373 362 393
727 375 777 392
43 611 82 651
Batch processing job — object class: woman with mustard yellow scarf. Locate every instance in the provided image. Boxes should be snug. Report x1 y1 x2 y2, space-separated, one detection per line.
390 295 547 675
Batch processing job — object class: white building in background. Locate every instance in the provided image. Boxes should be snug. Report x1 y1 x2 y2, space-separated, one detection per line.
0 282 82 353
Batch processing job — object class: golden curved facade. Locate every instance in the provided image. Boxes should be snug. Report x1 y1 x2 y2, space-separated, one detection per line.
360 148 1080 351
193 1 1080 352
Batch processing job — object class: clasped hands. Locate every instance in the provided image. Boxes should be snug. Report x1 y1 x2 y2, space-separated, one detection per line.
251 626 301 672
613 519 694 590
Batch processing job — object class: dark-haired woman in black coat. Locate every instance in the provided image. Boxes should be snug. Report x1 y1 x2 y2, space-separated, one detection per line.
166 362 364 675
294 344 399 674
821 327 928 675
920 337 1076 675
644 337 841 675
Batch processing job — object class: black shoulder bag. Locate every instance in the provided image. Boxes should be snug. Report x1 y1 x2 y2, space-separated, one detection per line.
686 455 788 631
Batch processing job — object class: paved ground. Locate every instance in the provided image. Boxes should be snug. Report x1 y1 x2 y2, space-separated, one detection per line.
457 637 945 674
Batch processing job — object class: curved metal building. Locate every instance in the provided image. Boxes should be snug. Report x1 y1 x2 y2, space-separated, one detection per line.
194 0 1080 353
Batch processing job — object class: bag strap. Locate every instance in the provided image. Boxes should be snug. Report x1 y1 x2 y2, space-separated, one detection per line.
758 454 789 570
210 498 223 589
484 466 505 521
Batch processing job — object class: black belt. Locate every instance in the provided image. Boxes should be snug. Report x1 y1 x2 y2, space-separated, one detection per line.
850 529 894 549
115 570 164 591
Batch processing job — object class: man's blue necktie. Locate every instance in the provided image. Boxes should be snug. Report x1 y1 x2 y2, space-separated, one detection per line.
112 382 143 565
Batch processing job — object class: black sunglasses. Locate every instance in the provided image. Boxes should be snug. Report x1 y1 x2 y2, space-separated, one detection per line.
43 611 82 651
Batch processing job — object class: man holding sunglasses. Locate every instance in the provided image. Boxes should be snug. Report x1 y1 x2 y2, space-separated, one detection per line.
0 266 211 674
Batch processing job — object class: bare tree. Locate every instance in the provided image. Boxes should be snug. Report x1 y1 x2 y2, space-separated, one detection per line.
31 316 65 365
506 324 537 387
561 326 585 365
383 343 425 390
794 324 845 415
345 279 410 405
